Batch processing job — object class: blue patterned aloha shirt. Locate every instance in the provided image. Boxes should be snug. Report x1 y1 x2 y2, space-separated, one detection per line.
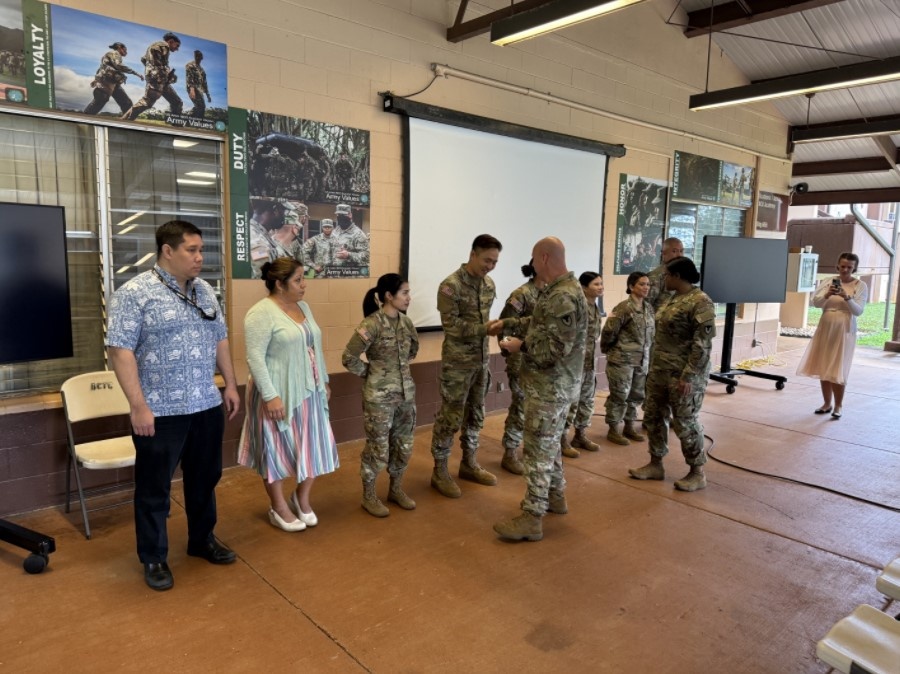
106 264 227 417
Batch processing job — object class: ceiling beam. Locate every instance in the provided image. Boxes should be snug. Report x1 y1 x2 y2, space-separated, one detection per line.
684 0 846 38
792 114 900 143
871 136 900 183
792 156 894 176
447 0 554 43
791 186 900 205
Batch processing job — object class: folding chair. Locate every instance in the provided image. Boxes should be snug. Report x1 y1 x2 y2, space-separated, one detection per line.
816 604 900 674
876 557 900 619
61 370 135 539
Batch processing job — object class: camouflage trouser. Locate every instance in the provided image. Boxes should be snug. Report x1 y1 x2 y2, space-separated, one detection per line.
566 367 596 430
84 81 132 115
125 69 183 119
643 368 708 466
430 362 489 460
500 364 525 450
521 396 567 517
604 361 647 424
360 399 416 483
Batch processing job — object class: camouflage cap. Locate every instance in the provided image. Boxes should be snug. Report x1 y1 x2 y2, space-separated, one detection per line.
320 218 335 229
283 200 309 217
335 203 352 216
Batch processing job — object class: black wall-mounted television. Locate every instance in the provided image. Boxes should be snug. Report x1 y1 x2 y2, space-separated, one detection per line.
700 235 788 304
0 202 73 365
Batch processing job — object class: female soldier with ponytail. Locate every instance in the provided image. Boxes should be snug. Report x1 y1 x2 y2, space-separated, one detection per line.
342 274 419 517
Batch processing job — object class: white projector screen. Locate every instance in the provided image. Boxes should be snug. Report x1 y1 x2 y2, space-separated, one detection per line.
406 117 608 328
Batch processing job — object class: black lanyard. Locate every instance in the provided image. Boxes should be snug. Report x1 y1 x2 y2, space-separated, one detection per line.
152 268 217 321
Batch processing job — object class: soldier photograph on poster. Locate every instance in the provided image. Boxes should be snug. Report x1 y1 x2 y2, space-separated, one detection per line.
614 174 668 275
244 111 371 280
0 0 26 104
47 5 227 131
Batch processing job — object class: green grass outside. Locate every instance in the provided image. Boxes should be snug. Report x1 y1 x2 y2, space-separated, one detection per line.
807 301 896 347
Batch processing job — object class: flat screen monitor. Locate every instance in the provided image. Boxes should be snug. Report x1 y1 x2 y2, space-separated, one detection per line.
700 235 788 304
0 202 73 364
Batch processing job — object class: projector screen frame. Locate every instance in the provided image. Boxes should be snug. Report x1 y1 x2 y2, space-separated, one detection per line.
384 94 625 331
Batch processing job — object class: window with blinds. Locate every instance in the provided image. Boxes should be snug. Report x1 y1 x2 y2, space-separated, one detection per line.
0 112 224 396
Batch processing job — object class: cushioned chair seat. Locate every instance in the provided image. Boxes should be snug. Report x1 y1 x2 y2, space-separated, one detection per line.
816 604 900 674
75 437 136 470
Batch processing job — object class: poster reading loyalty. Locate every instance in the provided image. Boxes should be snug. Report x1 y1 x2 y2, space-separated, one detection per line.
229 107 372 280
17 0 227 131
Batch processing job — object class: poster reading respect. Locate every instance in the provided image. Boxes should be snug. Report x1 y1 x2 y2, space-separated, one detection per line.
229 107 371 280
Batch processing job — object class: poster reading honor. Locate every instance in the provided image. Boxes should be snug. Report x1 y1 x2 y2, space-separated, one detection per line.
229 107 371 280
614 174 668 275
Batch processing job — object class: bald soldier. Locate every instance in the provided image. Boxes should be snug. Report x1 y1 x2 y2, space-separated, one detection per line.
646 237 684 311
429 235 506 498
493 237 588 541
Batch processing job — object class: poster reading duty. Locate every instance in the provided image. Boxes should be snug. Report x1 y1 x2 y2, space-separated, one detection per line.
229 108 371 280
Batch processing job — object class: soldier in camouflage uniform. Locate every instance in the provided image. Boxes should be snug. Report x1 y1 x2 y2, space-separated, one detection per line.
83 42 144 115
561 272 605 457
629 257 715 492
185 50 211 119
303 219 336 277
249 200 283 279
122 32 183 121
271 201 307 262
429 235 505 498
334 152 354 191
601 271 655 445
497 262 540 475
646 237 684 311
493 237 588 541
343 274 419 517
332 204 369 269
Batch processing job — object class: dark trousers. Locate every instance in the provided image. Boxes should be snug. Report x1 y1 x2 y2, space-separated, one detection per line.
132 406 225 563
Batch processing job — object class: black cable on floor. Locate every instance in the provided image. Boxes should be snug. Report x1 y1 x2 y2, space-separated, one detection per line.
704 433 900 513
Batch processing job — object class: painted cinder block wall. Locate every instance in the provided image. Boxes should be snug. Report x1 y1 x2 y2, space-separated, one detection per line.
0 0 792 516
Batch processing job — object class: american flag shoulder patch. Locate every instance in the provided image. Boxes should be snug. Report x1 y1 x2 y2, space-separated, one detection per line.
357 327 372 342
509 298 523 313
440 285 454 297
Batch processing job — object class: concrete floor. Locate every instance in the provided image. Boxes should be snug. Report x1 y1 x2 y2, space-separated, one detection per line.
2 338 899 673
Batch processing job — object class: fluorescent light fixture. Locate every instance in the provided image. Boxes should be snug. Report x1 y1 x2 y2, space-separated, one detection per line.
690 55 900 111
118 224 138 235
176 178 215 186
173 139 198 148
185 171 218 179
490 0 646 46
115 210 146 228
117 252 155 275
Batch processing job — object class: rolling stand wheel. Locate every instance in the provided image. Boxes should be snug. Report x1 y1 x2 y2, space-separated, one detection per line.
775 381 785 390
24 553 48 574
726 385 735 394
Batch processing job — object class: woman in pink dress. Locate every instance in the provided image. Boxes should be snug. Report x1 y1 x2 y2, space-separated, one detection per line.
796 252 868 419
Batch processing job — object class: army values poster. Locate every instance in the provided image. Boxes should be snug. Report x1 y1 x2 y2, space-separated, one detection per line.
0 0 26 104
672 150 754 209
614 174 668 275
228 107 371 280
14 0 227 131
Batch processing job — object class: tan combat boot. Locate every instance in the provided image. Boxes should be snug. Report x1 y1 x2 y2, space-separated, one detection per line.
500 447 525 475
560 428 579 458
459 448 497 486
387 475 416 510
606 423 631 446
361 479 389 517
572 427 601 452
431 458 462 498
548 490 568 514
493 512 543 541
628 455 665 480
674 465 707 492
623 421 646 442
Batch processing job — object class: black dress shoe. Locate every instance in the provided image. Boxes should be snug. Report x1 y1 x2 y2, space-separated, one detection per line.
187 538 236 565
144 562 174 591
